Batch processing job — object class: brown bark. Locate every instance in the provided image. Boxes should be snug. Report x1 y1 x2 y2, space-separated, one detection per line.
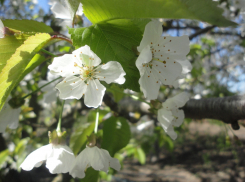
182 95 245 130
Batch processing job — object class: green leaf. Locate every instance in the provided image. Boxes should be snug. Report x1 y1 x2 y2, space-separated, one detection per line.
0 33 51 111
70 122 95 155
0 149 9 167
80 168 99 182
17 54 46 85
70 110 108 155
2 19 53 33
0 35 27 72
101 116 131 156
82 0 235 27
134 147 146 165
69 19 143 91
107 84 124 103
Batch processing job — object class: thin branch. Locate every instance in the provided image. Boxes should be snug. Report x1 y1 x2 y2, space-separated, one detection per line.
189 25 216 40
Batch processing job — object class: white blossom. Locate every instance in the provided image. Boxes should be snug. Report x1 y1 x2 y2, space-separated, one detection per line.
136 20 190 100
0 19 4 38
50 1 83 20
0 100 20 133
48 45 126 108
38 72 60 105
20 144 75 174
70 146 121 178
157 92 189 140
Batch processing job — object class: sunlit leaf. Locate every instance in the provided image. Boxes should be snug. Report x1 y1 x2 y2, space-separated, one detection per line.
2 19 53 33
82 0 235 27
0 33 51 111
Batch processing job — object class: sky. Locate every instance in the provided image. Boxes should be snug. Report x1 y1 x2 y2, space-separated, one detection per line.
37 0 49 13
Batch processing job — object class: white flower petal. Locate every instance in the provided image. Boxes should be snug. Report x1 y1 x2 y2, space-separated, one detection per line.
162 92 190 109
42 90 57 104
48 54 80 77
171 109 185 127
90 147 107 171
177 59 192 74
0 103 20 133
46 145 75 174
20 144 52 171
136 45 152 75
8 108 21 129
71 146 120 178
157 108 174 130
156 35 190 60
151 60 182 86
137 20 162 52
51 2 71 20
97 61 126 84
165 125 177 140
0 19 4 38
76 3 83 16
70 149 89 178
56 76 87 100
109 157 121 171
84 79 106 108
72 45 101 67
139 67 160 100
0 105 11 133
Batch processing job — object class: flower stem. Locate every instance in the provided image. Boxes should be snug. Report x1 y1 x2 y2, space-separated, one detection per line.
94 108 100 134
40 49 57 57
22 76 61 99
56 100 65 134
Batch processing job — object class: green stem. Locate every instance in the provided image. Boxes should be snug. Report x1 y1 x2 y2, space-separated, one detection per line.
228 125 236 136
22 76 61 99
56 100 65 133
40 49 57 57
106 87 150 105
94 108 99 134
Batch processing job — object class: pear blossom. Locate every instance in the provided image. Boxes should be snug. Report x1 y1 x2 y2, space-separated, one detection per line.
70 146 121 178
20 144 75 174
157 92 189 140
48 45 126 108
136 20 190 100
0 19 4 38
0 100 21 133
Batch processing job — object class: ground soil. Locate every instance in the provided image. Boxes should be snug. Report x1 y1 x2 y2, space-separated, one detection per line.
113 120 245 182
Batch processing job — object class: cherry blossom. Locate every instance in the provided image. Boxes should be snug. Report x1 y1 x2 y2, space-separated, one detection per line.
70 146 120 178
20 144 75 174
48 45 126 108
0 99 21 133
157 92 189 140
136 20 190 100
50 0 83 20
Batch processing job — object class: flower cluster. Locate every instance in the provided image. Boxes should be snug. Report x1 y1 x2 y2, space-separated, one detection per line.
20 133 120 179
0 9 192 180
